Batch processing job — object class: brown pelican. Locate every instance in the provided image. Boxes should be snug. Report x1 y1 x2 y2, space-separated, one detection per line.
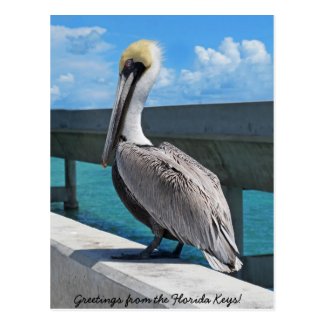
102 40 242 273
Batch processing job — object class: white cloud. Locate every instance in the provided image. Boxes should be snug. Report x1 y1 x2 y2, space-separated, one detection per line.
148 37 273 106
52 25 106 38
51 25 113 55
241 40 270 64
51 85 60 95
154 67 176 89
180 69 201 84
51 25 116 109
58 73 74 83
195 45 230 67
177 37 273 103
50 85 61 103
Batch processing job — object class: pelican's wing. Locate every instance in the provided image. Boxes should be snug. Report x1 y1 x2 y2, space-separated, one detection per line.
158 142 236 250
116 142 242 272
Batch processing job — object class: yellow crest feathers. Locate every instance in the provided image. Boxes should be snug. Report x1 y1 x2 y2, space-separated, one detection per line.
119 39 156 73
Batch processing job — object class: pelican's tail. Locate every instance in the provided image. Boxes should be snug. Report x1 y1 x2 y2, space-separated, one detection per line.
203 251 243 273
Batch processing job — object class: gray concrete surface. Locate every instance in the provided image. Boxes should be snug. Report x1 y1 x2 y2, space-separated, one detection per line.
51 102 273 191
51 213 273 309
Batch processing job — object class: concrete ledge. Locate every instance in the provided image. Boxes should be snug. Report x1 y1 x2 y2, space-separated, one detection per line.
51 213 273 309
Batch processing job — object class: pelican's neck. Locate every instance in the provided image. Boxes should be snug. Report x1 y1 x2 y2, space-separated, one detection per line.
121 46 161 145
121 99 152 145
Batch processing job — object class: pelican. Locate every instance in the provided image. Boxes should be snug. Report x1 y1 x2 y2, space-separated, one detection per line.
102 40 242 273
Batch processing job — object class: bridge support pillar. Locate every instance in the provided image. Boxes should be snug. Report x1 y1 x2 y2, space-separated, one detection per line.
223 186 273 288
51 159 78 210
63 159 78 209
223 186 244 280
223 186 243 254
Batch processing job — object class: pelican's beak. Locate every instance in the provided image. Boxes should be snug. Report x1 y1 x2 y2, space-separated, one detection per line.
102 60 145 167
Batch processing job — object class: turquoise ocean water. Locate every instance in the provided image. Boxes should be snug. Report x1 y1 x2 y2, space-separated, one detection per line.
51 158 273 267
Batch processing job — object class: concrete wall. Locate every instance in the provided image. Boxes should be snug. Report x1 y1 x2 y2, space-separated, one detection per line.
51 102 273 191
51 213 273 309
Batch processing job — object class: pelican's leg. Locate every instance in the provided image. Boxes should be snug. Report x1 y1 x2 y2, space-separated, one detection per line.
111 235 163 260
172 242 184 257
111 221 184 260
150 242 184 258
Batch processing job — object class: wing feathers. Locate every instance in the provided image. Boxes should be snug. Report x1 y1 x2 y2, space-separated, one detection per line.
160 142 241 255
116 142 242 272
203 251 243 273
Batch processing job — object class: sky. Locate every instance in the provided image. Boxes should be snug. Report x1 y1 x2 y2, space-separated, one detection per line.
50 15 273 109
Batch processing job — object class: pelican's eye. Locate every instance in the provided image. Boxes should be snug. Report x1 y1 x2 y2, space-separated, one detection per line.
124 59 134 69
121 59 135 78
121 59 146 81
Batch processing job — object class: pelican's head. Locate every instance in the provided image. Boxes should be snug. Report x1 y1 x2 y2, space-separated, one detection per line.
102 39 162 167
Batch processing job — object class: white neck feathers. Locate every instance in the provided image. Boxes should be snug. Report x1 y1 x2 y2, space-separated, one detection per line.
121 43 161 145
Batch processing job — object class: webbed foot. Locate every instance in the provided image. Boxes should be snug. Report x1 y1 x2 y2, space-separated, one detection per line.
111 252 151 260
112 243 184 260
